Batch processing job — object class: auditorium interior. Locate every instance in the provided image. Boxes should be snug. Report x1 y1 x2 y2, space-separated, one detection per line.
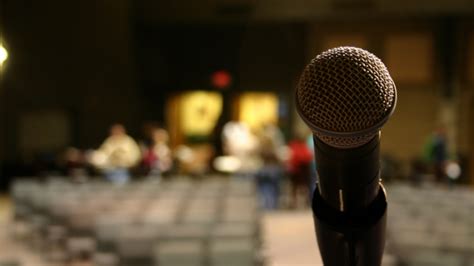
0 0 473 265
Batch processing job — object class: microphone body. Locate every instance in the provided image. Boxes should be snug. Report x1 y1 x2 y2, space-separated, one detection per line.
295 47 396 266
312 136 387 266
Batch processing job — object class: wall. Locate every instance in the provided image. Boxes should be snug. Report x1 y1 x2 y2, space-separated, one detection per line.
0 0 141 164
304 18 473 182
135 0 474 23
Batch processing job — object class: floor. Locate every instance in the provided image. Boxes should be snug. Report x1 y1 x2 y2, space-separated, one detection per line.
0 196 400 266
0 196 36 264
262 211 322 266
0 194 322 266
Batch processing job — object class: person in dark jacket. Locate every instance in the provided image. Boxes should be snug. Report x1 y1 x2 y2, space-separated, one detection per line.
256 135 283 210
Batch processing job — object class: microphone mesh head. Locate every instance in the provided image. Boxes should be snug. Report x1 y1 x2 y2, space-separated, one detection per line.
296 47 396 148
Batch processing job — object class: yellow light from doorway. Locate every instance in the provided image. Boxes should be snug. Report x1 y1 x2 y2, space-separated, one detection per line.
239 92 278 130
180 91 223 136
0 44 8 66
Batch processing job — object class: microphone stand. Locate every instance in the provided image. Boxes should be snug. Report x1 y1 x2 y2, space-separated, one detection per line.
311 136 387 266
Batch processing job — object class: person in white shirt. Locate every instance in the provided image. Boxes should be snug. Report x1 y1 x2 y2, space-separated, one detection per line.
91 123 141 184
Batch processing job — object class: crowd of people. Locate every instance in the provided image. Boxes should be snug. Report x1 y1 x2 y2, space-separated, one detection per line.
217 122 317 210
60 123 174 184
23 120 469 212
52 121 319 210
10 118 470 214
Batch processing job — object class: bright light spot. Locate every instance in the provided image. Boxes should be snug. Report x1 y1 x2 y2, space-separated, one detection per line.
175 145 195 163
213 156 241 173
0 44 8 66
446 161 461 180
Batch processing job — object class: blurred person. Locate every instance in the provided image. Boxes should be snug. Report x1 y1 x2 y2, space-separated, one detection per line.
63 147 82 171
255 135 284 210
90 123 141 184
306 134 317 199
261 123 286 155
424 126 449 183
409 158 426 186
209 113 227 172
381 154 401 183
137 121 159 175
32 151 60 178
222 121 260 176
211 113 227 158
140 121 160 147
287 134 313 208
432 127 448 182
62 147 89 181
143 128 173 176
222 121 259 156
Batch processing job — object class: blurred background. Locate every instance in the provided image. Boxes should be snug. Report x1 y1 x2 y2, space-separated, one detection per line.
0 0 473 265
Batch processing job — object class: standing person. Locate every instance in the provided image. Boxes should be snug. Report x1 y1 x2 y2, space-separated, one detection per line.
62 147 88 181
222 121 260 176
287 134 313 208
255 135 283 210
146 128 173 176
209 113 227 172
261 123 286 156
306 134 317 199
431 126 448 183
90 124 141 184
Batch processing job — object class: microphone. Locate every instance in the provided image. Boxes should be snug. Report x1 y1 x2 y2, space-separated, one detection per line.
295 47 397 266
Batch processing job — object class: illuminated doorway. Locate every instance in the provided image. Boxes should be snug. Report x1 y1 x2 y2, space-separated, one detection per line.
236 92 279 131
167 91 223 146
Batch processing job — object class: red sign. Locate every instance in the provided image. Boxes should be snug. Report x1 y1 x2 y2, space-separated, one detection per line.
211 70 232 89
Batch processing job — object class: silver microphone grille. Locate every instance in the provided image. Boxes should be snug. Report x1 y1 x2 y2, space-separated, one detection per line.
296 46 397 148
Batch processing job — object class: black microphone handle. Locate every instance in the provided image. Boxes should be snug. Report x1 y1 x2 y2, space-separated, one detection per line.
313 135 380 213
312 135 387 266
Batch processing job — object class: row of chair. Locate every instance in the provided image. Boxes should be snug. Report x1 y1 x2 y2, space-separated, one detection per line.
10 176 262 266
385 183 474 266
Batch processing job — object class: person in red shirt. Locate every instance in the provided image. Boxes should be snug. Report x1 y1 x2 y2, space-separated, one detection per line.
287 135 313 208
